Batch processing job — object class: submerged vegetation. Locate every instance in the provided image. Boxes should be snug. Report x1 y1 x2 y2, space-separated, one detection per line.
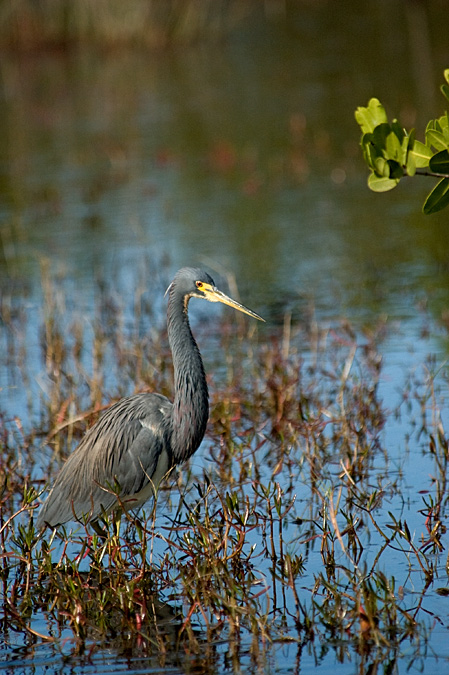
1 261 449 671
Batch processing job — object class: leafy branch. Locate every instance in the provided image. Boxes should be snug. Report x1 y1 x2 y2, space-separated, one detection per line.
355 69 449 214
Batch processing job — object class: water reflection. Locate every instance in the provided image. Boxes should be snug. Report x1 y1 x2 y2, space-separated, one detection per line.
1 0 448 328
1 5 449 673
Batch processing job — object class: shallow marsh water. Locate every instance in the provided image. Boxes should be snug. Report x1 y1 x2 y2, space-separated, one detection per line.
2 1 449 673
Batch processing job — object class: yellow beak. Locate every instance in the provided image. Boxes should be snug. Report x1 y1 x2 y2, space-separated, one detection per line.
203 285 264 322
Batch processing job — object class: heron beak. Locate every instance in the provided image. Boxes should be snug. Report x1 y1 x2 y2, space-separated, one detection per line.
204 285 265 321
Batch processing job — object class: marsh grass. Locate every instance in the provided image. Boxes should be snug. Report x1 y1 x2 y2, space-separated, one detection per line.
1 264 449 669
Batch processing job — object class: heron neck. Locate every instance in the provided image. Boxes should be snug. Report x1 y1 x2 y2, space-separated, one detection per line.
167 295 209 463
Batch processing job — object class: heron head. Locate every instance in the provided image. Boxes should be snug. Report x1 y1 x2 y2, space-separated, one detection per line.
166 267 264 321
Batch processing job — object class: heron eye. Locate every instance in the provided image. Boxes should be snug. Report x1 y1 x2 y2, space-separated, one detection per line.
196 281 204 289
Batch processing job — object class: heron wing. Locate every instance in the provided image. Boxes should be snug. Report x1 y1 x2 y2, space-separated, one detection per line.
37 393 172 528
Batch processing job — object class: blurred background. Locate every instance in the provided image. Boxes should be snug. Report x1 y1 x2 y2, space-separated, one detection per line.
1 0 449 326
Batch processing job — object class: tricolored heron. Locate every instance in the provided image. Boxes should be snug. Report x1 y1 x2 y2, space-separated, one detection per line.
36 267 263 531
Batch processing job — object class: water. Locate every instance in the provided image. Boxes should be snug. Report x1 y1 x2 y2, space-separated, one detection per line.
2 1 449 672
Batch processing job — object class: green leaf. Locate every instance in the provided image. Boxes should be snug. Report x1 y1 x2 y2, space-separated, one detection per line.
426 129 448 151
360 131 374 148
427 118 443 134
361 133 382 169
368 172 399 192
362 142 377 169
407 129 416 149
405 130 417 174
441 84 449 103
391 120 405 144
423 177 449 214
387 160 403 180
429 150 449 174
406 151 416 176
437 113 449 132
355 98 388 134
372 122 392 150
409 140 432 168
444 69 449 85
442 115 449 144
374 156 389 177
386 131 402 160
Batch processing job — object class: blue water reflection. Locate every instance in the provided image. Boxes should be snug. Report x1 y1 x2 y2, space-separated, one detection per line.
1 4 449 327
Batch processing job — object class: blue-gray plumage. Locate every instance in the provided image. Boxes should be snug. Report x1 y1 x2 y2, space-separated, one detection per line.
36 267 263 530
